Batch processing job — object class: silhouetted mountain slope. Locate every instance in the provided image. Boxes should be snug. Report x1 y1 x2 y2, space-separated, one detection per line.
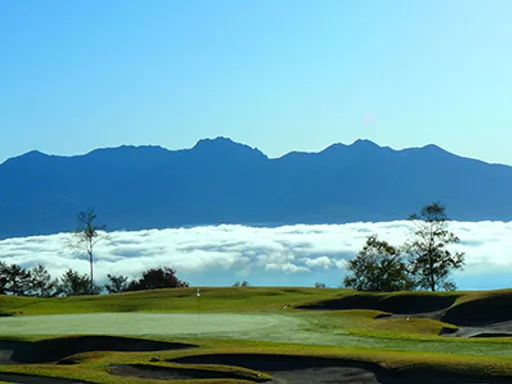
1 137 511 239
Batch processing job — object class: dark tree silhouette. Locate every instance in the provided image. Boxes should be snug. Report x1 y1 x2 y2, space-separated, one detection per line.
127 267 188 291
344 235 414 292
104 274 130 294
59 268 99 296
0 262 32 296
28 264 60 297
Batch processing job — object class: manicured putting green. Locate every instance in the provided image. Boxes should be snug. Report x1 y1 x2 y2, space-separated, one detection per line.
0 313 300 337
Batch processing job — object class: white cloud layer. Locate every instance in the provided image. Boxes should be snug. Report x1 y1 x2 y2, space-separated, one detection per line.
1 221 512 290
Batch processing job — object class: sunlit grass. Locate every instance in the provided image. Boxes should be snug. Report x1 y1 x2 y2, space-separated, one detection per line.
2 287 512 383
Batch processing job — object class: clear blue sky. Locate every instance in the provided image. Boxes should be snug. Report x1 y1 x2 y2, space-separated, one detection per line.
1 0 511 164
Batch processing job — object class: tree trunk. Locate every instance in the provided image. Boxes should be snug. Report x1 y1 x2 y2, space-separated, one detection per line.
89 250 94 295
429 256 436 292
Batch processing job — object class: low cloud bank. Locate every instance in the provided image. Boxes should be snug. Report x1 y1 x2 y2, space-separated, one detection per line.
1 221 511 290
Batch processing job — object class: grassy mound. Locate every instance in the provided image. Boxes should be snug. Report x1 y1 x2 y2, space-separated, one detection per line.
352 311 459 337
0 287 340 315
296 292 459 314
5 335 196 364
442 290 512 326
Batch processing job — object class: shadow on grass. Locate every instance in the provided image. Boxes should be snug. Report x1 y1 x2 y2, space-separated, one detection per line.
0 335 197 364
296 293 458 314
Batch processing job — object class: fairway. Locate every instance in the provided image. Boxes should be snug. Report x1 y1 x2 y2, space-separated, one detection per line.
3 311 512 359
0 312 301 337
3 289 512 384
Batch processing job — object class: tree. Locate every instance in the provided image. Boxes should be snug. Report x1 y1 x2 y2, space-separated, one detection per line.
314 282 326 288
28 264 60 297
127 267 188 291
104 274 130 294
0 263 32 296
232 280 249 287
0 262 8 294
404 202 465 291
58 268 98 296
69 209 108 295
343 235 415 292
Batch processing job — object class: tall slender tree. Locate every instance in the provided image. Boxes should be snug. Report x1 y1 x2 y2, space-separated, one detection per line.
69 209 108 295
404 202 465 291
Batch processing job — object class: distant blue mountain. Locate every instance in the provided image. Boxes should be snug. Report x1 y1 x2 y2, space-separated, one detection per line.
1 137 511 239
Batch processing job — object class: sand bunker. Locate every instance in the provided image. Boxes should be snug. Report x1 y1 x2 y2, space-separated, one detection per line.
443 321 512 339
110 363 267 382
0 335 196 364
0 372 90 384
169 353 512 384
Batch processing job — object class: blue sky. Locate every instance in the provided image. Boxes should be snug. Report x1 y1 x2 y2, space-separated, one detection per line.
1 0 511 164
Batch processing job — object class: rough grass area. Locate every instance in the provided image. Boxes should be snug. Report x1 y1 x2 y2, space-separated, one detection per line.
319 309 459 339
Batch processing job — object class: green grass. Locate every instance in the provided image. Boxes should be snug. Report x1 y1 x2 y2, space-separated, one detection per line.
2 337 512 384
2 287 512 383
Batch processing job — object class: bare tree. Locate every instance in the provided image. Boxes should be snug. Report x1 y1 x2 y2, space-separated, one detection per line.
404 202 465 291
68 209 108 295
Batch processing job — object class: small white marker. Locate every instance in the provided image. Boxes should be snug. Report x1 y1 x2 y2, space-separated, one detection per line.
196 288 200 297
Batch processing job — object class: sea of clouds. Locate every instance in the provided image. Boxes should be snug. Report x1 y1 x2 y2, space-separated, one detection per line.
1 221 512 290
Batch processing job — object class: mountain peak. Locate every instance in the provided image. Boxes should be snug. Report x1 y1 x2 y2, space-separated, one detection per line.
192 136 267 159
320 138 382 155
1 149 50 166
351 138 380 148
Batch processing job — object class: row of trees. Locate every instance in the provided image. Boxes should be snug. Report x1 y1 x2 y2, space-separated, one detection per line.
0 263 188 297
1 202 464 296
343 202 465 292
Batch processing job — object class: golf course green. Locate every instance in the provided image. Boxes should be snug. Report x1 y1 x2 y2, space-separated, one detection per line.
1 287 512 383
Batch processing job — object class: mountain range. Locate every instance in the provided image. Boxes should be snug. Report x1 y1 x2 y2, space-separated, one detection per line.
1 137 511 239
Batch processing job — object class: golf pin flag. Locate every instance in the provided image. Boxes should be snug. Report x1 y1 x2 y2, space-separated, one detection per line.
196 288 200 297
